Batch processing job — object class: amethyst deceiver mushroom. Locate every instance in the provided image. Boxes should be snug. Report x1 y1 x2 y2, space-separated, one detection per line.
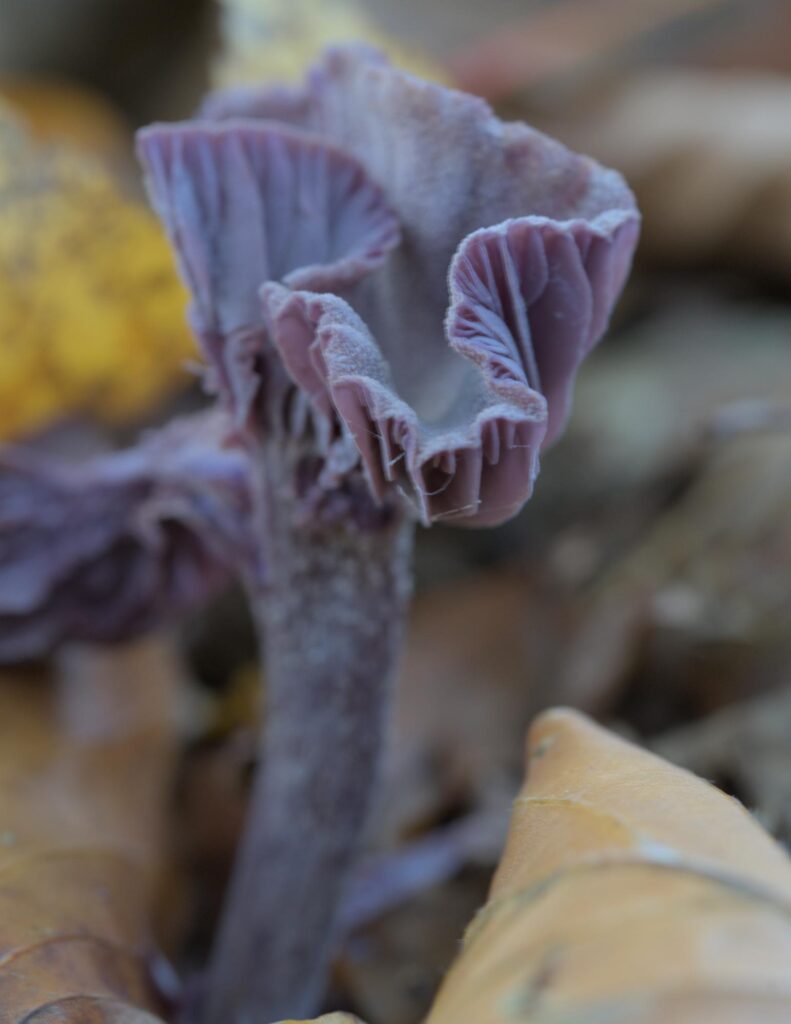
137 45 638 1023
0 44 639 1024
0 412 254 661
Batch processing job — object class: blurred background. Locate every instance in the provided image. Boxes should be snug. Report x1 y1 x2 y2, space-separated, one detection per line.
2 0 791 1020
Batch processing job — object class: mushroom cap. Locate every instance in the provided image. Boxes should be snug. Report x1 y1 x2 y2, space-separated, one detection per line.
139 44 639 526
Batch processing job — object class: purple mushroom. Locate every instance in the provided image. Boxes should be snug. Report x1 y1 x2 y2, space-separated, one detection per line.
0 411 255 661
0 44 639 1024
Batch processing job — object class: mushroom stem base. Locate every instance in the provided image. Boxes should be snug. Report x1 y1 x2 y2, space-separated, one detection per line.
203 450 413 1024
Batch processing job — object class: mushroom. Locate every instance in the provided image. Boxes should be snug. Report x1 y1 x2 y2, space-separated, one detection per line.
0 411 255 660
0 44 639 1024
138 44 638 1023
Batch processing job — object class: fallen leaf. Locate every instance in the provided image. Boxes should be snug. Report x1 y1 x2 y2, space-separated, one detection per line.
0 99 194 443
425 708 791 1023
383 571 540 841
0 78 131 167
451 0 734 101
0 638 179 1022
535 71 791 278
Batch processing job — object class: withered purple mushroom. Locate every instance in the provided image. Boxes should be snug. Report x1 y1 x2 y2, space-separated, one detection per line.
0 411 254 661
0 44 639 1024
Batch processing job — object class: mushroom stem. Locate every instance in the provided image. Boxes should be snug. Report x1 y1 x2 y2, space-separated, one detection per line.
203 441 413 1024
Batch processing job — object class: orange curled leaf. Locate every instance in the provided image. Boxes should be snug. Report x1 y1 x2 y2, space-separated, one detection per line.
425 708 791 1024
0 640 178 1022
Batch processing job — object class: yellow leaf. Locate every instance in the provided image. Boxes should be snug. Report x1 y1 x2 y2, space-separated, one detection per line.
0 98 194 442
